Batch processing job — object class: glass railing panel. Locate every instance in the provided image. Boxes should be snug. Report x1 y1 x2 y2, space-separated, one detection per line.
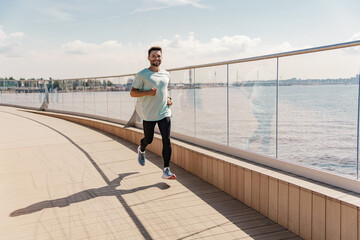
48 80 63 111
358 73 360 179
17 80 27 107
84 79 96 116
14 83 23 107
28 80 38 108
0 83 2 104
169 69 196 137
72 80 84 114
14 81 22 107
37 80 47 109
107 77 121 120
1 80 19 105
94 78 108 118
10 90 18 105
119 76 135 121
1 88 9 105
7 81 17 105
23 91 33 108
57 80 67 111
31 80 40 108
228 59 277 157
278 49 360 177
193 65 228 144
60 80 74 112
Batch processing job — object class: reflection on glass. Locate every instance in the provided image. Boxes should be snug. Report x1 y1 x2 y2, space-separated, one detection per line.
243 81 275 154
229 60 277 157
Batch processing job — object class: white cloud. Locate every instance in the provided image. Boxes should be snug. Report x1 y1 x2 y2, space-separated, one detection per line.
9 32 26 38
62 40 123 55
0 26 26 57
131 0 209 14
153 0 209 8
349 32 360 41
345 32 360 53
151 33 261 67
4 31 357 80
61 33 262 65
0 33 279 79
62 40 97 54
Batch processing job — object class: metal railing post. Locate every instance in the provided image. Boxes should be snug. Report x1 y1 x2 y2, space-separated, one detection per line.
193 69 196 137
94 79 96 116
357 73 360 179
276 57 279 159
106 79 109 120
83 80 85 116
227 64 230 146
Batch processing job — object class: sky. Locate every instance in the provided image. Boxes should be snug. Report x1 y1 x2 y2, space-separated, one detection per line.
0 0 359 79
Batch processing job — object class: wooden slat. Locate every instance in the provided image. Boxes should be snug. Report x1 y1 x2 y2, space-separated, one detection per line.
201 154 208 182
207 156 214 185
212 158 219 188
341 202 358 240
278 180 289 228
326 198 340 240
259 174 269 217
218 159 225 190
312 193 326 240
288 184 300 235
224 162 231 195
251 172 260 212
244 169 252 207
236 166 245 202
299 188 312 240
230 164 237 198
268 177 278 222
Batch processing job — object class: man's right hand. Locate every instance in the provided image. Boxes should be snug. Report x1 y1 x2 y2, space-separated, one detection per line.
130 87 157 97
148 88 157 96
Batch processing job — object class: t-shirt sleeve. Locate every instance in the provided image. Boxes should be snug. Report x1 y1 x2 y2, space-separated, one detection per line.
132 73 143 89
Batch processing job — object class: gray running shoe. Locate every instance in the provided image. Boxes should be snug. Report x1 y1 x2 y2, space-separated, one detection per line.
162 167 176 180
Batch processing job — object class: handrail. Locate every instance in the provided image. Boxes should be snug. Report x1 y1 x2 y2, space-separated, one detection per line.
168 40 360 71
50 39 360 81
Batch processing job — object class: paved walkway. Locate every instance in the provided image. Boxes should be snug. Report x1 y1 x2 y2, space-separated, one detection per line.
0 106 301 240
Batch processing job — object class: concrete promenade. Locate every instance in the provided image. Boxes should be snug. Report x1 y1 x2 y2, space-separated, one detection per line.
0 106 300 240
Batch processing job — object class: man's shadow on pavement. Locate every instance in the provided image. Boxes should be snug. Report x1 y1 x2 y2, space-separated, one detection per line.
10 172 170 217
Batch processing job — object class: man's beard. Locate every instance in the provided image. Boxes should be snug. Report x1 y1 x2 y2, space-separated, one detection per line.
151 61 161 67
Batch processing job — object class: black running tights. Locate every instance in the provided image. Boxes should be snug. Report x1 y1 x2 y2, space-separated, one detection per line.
140 117 171 168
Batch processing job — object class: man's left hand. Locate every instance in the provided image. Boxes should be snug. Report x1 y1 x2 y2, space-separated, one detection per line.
167 98 173 106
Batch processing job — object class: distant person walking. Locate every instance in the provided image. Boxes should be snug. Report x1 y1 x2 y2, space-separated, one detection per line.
130 46 176 180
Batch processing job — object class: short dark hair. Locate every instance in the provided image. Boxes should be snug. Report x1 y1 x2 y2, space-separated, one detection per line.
148 46 162 56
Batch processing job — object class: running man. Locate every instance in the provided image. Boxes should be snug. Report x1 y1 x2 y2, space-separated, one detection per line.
130 46 176 180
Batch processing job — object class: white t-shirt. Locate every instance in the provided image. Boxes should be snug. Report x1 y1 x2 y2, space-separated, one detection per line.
132 68 172 121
